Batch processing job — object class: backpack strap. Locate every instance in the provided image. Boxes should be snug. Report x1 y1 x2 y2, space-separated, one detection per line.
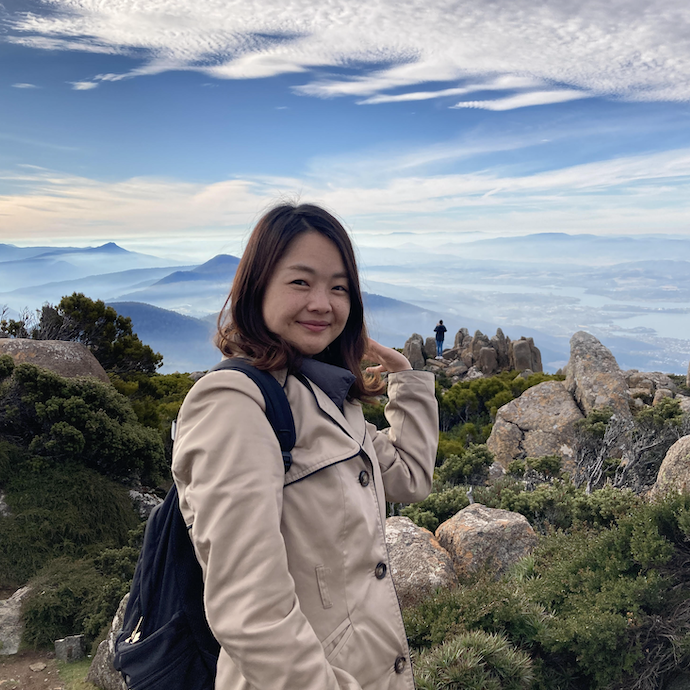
207 359 295 473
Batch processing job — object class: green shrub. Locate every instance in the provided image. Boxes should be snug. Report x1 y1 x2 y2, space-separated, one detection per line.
435 444 494 486
0 364 166 484
0 445 140 586
361 400 389 430
401 486 469 532
0 354 15 379
414 630 534 690
404 575 548 651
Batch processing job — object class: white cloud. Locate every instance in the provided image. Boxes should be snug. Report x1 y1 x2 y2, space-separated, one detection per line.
70 81 99 90
5 0 690 106
452 89 590 111
3 148 690 256
12 83 39 89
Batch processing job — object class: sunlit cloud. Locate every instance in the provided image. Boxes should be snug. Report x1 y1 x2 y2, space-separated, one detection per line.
5 0 690 106
12 83 39 89
2 148 690 260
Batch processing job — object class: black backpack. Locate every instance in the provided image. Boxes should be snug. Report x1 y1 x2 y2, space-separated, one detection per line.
113 359 295 690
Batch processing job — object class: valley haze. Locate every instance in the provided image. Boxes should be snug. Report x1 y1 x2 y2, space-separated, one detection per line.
1 235 688 375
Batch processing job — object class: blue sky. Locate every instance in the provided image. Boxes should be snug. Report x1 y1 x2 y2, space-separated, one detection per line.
1 0 690 261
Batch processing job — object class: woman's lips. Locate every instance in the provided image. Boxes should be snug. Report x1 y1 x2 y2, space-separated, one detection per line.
299 321 330 332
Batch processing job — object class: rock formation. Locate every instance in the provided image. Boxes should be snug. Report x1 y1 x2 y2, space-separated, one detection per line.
487 381 583 473
565 331 632 426
435 504 538 579
87 593 129 690
385 516 457 608
0 338 109 383
650 436 690 499
0 586 33 656
402 333 426 370
408 327 543 382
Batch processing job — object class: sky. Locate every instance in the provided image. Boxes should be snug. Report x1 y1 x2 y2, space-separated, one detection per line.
1 0 690 261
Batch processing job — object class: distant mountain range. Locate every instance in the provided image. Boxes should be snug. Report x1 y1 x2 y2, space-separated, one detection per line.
0 236 688 374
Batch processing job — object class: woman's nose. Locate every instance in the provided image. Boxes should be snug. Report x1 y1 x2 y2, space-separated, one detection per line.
307 287 332 312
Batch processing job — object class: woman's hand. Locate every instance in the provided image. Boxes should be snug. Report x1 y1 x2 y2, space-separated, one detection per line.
364 338 413 374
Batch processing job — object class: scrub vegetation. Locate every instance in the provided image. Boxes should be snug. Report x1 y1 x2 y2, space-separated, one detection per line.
1 302 690 688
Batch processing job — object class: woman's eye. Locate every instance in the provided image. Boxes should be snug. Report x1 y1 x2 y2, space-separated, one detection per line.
291 279 308 286
333 284 349 293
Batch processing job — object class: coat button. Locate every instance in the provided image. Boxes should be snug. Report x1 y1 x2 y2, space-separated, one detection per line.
358 470 370 486
375 562 387 579
394 656 407 674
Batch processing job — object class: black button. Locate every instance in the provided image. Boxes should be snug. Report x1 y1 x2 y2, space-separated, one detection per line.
358 470 370 487
394 656 407 674
375 562 387 579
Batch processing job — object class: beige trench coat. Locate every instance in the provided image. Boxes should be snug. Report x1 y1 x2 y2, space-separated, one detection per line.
172 367 438 690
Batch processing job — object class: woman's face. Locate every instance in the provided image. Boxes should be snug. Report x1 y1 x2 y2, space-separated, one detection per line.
262 231 351 356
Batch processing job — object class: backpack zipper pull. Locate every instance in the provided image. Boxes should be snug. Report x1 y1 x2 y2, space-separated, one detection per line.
127 616 143 644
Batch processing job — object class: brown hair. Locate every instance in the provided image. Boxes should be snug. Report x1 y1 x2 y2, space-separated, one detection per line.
216 203 384 399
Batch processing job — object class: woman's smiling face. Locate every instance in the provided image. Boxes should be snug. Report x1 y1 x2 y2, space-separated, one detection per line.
262 231 351 356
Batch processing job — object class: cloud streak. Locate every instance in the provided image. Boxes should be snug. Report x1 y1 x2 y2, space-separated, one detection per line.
5 0 690 108
3 148 690 259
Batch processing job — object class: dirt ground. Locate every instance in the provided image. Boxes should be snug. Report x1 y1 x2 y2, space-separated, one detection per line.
0 649 64 690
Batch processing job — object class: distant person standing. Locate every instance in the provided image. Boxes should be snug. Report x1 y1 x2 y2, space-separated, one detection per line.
434 320 447 359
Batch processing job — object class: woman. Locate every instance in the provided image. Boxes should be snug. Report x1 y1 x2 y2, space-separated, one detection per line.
172 203 438 690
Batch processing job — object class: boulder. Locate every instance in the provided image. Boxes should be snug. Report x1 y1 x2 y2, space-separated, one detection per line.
435 504 537 579
128 489 163 519
470 331 491 364
0 338 109 383
446 361 468 377
510 337 542 373
486 381 583 473
678 397 690 415
650 436 690 498
653 388 674 406
87 593 129 690
453 328 470 350
424 337 437 359
490 329 510 370
403 333 426 370
687 361 690 389
477 347 498 376
565 331 632 425
465 366 484 381
55 634 86 662
0 586 32 655
385 516 458 608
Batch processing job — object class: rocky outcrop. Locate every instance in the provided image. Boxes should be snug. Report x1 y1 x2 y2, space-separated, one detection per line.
86 593 129 690
416 327 542 381
403 333 426 370
487 381 583 473
565 331 632 425
510 337 542 374
0 338 109 383
435 504 538 579
385 517 457 608
0 586 33 655
650 436 690 498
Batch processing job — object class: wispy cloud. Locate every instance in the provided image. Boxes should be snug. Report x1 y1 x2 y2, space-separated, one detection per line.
3 148 690 255
5 0 690 107
12 83 39 89
452 89 590 111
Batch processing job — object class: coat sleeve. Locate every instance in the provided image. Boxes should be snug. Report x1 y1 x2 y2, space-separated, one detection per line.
172 371 362 690
367 370 439 503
